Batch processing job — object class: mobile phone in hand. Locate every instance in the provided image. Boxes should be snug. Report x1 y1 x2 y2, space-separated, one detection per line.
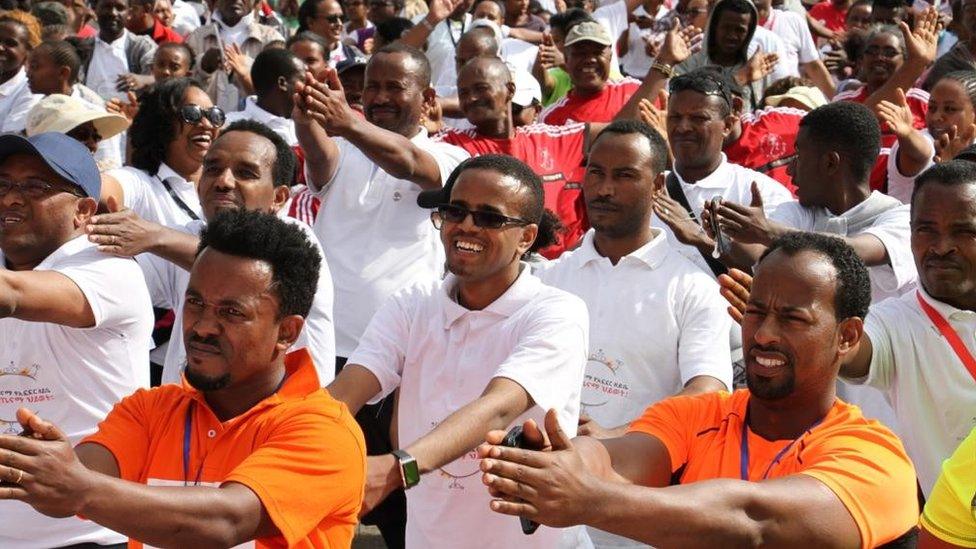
500 425 541 535
709 195 731 258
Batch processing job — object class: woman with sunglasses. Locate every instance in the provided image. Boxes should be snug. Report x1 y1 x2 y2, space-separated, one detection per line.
102 77 223 226
297 0 365 67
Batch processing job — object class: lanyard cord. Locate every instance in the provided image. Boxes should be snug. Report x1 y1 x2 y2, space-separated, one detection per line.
446 17 466 49
183 402 206 486
916 290 976 383
739 407 823 481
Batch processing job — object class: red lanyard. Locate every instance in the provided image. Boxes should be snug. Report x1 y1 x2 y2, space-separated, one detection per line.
916 291 976 384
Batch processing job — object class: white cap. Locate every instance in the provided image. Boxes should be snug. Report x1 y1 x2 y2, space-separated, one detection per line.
763 86 829 111
469 18 505 43
511 67 542 107
26 94 129 140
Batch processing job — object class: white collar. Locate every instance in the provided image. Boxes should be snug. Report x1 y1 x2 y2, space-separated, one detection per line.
215 12 254 33
97 29 128 48
156 162 191 186
440 264 541 328
575 228 669 269
0 67 28 97
673 154 732 189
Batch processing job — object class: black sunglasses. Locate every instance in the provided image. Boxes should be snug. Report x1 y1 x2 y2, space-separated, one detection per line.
180 104 226 127
669 73 734 108
431 203 530 229
317 13 343 23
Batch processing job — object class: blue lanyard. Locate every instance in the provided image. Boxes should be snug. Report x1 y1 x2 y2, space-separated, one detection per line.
182 402 205 486
739 410 822 481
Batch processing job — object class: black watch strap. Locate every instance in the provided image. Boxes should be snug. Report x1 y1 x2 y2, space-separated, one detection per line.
392 449 420 489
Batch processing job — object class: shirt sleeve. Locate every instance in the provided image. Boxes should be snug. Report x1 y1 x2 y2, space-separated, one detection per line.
0 91 39 133
920 427 976 547
626 394 708 474
346 292 411 404
109 168 148 213
492 294 588 423
81 388 158 480
885 135 935 205
799 425 920 548
674 273 734 391
860 204 917 294
429 141 471 186
769 200 816 230
793 14 820 64
135 253 182 309
52 251 148 331
223 402 367 546
847 305 896 392
594 0 629 39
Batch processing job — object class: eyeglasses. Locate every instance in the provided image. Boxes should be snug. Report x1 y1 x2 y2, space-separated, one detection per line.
431 203 530 229
669 72 734 108
863 45 902 59
0 178 85 199
180 104 226 127
316 13 343 23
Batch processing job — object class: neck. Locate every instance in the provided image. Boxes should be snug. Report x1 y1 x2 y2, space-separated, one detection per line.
221 13 244 27
257 95 290 118
592 225 654 265
165 155 202 183
574 82 606 98
457 262 522 311
757 5 770 22
712 51 739 65
927 287 976 312
132 16 154 32
475 112 514 138
4 231 79 271
825 183 870 216
747 389 833 440
100 29 123 42
449 11 466 21
203 365 286 421
675 154 722 183
0 67 19 85
58 81 73 95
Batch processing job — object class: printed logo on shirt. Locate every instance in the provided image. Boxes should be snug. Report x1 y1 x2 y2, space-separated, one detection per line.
431 419 481 489
759 133 787 160
540 147 555 171
581 349 631 409
0 362 54 433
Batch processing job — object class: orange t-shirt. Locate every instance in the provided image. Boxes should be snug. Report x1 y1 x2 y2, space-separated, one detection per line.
83 350 367 548
628 389 919 549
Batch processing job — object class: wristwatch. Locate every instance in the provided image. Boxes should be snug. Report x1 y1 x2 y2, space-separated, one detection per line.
392 449 420 489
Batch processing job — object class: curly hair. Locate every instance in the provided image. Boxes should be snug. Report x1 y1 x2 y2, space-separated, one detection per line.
220 119 297 188
759 232 872 321
198 209 321 318
129 77 204 175
800 101 881 183
0 10 41 47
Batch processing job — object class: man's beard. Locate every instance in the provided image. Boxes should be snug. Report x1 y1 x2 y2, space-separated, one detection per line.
746 367 795 400
183 362 232 391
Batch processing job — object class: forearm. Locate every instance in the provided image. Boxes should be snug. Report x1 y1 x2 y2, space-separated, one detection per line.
81 474 263 548
894 129 935 177
508 27 543 43
439 95 464 119
802 60 836 99
841 233 889 266
533 61 556 99
863 59 928 111
614 66 668 121
295 120 339 192
400 16 436 48
337 116 442 190
149 227 201 271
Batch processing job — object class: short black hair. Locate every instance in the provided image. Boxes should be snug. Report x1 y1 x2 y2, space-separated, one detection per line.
198 209 321 318
370 43 431 88
591 119 669 175
799 102 880 184
130 77 204 175
156 41 196 70
911 160 976 207
286 29 329 52
251 47 303 96
549 8 594 35
375 16 415 44
444 154 560 252
35 39 81 83
220 120 296 188
296 0 327 33
759 232 872 321
669 68 734 117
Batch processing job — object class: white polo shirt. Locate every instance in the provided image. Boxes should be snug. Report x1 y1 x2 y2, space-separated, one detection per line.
86 30 130 101
0 67 40 134
655 154 793 276
348 266 588 549
311 128 468 356
109 163 203 226
224 96 298 146
853 287 976 496
143 217 336 386
0 237 153 549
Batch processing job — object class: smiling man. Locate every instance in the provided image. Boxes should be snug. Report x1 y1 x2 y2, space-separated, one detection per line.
326 154 589 549
478 232 919 549
83 0 157 100
0 15 40 134
0 209 365 549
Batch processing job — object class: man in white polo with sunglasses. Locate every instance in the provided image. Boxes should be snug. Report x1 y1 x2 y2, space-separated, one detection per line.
327 154 590 549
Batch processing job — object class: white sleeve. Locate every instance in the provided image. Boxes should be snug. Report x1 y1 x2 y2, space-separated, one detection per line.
429 141 471 186
850 303 895 392
108 168 149 212
346 293 411 404
493 294 588 418
52 252 150 331
793 14 820 64
594 0 629 40
135 253 182 309
755 173 795 212
861 205 917 293
674 274 734 391
769 200 816 230
885 136 935 205
310 138 351 195
292 230 337 385
0 92 39 133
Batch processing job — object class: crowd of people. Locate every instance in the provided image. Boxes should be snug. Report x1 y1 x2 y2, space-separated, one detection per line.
0 0 973 545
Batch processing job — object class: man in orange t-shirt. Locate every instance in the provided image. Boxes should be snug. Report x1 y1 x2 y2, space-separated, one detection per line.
0 209 366 548
478 232 920 548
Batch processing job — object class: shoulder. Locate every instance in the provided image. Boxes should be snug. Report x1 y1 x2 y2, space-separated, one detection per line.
905 87 931 105
520 122 587 138
126 32 157 51
832 86 867 103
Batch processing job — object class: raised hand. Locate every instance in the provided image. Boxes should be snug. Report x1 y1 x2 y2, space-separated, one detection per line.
876 88 917 139
106 91 139 123
717 268 753 323
223 43 250 79
741 48 779 84
709 181 783 246
901 6 939 66
536 31 563 70
426 0 464 24
934 123 976 162
656 19 701 66
297 68 357 136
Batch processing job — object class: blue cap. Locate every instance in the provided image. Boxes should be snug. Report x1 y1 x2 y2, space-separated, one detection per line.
0 132 101 198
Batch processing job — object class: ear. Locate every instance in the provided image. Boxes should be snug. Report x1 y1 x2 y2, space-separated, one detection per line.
274 314 305 355
651 171 665 194
277 75 289 93
74 196 98 228
731 96 744 116
272 184 290 212
835 316 864 359
823 150 841 175
516 222 539 258
505 80 516 102
721 111 737 139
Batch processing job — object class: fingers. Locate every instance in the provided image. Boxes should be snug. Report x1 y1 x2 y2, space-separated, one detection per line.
0 435 41 457
484 429 508 446
482 471 539 500
726 305 744 324
324 67 344 92
0 464 32 486
750 181 763 208
489 498 538 518
480 444 551 469
728 267 754 288
521 418 549 450
15 408 64 442
544 409 572 451
0 485 29 500
106 194 121 213
895 87 908 106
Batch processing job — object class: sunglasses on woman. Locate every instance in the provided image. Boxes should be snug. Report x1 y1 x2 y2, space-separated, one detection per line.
180 104 226 127
431 203 530 230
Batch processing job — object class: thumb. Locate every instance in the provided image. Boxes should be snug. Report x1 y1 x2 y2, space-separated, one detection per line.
324 67 343 92
542 31 553 46
126 91 138 105
16 408 66 441
750 181 763 208
670 17 680 31
545 409 573 451
896 87 907 106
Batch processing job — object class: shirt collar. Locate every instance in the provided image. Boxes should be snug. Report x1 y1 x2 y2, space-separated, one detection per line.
32 236 94 271
156 162 188 185
97 29 128 48
440 265 541 328
575 228 669 269
215 12 254 33
918 286 976 320
673 154 731 189
242 96 282 125
0 67 27 97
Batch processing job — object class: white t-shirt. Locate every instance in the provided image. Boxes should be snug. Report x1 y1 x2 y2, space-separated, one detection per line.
310 128 468 356
886 130 936 205
109 163 203 226
593 0 629 73
224 96 298 146
854 287 976 495
655 155 793 277
415 14 473 97
171 0 202 36
87 31 131 101
348 266 588 549
620 4 670 78
0 68 40 134
759 9 819 75
0 237 153 549
536 230 732 549
144 217 337 386
750 25 796 81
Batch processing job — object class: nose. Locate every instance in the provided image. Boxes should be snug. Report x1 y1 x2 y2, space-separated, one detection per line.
0 187 26 207
752 313 781 348
929 231 958 256
186 305 220 339
212 168 235 190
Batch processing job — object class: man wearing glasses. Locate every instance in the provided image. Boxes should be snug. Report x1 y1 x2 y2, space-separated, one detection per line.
0 133 154 549
327 154 589 549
